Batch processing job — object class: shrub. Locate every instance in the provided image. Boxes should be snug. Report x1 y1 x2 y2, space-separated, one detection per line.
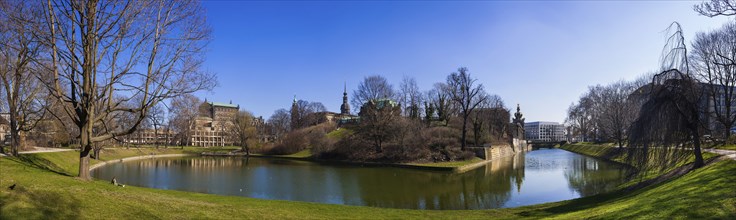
309 129 335 155
267 129 308 155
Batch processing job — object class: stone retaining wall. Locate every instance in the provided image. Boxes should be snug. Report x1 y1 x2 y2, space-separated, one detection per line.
468 138 531 161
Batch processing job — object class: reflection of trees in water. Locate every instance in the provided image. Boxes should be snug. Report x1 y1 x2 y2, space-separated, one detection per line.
564 156 629 197
351 153 526 209
97 153 649 210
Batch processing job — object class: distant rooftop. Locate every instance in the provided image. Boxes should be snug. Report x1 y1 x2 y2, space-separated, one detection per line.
371 98 398 109
525 121 562 125
210 102 239 108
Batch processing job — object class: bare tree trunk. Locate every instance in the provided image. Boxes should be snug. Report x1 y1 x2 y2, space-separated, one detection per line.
724 126 731 145
78 123 93 180
154 125 159 149
693 129 704 168
461 115 468 150
9 114 20 156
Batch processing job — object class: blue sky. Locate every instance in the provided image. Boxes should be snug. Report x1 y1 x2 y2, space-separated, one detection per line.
198 1 731 122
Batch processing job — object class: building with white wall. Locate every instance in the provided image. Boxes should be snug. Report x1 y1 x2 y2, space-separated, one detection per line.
0 113 8 144
524 121 565 143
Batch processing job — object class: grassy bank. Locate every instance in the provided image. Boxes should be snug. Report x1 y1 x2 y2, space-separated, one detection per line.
560 142 721 186
250 147 486 171
1 147 734 219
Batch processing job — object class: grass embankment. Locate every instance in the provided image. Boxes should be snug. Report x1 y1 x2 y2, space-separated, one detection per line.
256 129 486 170
17 147 240 176
555 143 735 219
560 142 721 185
251 149 485 172
1 146 734 219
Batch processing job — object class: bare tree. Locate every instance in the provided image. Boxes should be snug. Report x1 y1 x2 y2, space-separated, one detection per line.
691 20 736 143
485 95 509 143
232 110 257 155
399 76 422 119
290 100 327 130
42 0 216 179
695 0 736 17
267 108 290 142
147 103 166 148
169 94 200 146
597 80 638 148
447 67 488 150
566 93 596 142
351 75 395 109
357 99 401 153
0 1 47 156
470 95 490 147
427 82 452 125
628 22 706 169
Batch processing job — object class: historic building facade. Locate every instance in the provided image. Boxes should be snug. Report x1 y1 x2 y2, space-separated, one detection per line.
123 128 176 145
0 113 9 145
190 101 240 147
291 84 359 129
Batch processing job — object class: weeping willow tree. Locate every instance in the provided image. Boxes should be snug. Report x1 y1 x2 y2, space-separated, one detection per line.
627 22 706 170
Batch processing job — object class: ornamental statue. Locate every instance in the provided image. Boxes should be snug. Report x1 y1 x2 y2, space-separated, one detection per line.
512 104 525 140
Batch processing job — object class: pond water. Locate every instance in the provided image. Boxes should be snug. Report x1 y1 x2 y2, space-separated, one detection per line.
91 148 630 210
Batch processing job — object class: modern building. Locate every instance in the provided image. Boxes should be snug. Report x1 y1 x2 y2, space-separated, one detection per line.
524 121 565 143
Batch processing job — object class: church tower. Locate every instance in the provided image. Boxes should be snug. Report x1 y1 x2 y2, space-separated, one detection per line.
340 82 350 115
291 95 298 131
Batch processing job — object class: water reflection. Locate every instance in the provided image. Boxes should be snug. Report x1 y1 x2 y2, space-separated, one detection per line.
91 149 627 210
564 155 630 197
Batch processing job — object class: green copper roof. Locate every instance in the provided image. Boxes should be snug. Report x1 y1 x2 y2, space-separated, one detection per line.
210 102 239 108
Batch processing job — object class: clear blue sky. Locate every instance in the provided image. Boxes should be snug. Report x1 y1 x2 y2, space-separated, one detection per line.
198 1 731 122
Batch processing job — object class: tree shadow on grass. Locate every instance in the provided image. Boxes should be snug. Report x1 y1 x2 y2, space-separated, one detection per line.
0 187 81 219
515 156 729 218
8 155 71 176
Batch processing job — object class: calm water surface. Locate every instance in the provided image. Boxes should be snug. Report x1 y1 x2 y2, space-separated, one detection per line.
91 148 630 210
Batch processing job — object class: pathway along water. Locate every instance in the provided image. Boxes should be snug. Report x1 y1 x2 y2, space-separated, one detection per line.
91 148 631 210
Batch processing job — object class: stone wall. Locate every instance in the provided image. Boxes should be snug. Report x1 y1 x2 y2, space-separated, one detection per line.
468 138 531 161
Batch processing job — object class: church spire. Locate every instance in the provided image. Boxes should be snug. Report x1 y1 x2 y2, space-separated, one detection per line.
340 82 350 115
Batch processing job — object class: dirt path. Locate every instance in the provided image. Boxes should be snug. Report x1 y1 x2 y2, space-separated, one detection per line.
19 147 75 154
1 147 74 157
704 148 736 160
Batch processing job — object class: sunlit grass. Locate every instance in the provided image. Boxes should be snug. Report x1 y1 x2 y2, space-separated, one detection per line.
253 149 312 158
326 128 353 140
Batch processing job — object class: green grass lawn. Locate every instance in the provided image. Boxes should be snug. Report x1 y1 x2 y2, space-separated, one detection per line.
250 149 312 159
0 146 734 219
326 128 353 140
